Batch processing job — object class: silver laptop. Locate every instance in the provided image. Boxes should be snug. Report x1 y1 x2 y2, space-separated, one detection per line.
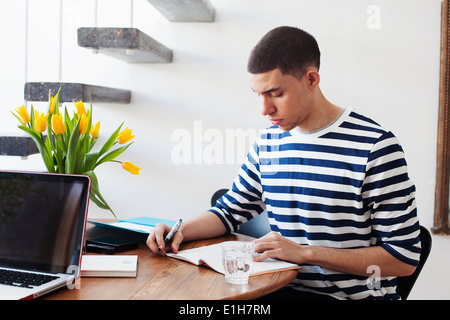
0 171 90 300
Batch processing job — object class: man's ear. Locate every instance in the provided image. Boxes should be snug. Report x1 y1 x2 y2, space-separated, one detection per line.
305 69 320 89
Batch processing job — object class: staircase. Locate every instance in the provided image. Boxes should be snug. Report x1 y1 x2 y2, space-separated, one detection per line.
3 0 215 157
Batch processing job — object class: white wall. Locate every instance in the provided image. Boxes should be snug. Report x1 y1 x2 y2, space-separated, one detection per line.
0 0 447 299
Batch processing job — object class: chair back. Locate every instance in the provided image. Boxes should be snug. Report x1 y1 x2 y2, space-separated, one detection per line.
210 189 271 238
211 189 228 207
396 225 432 300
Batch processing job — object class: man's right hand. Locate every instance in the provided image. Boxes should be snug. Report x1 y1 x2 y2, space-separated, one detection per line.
146 212 227 256
146 222 184 255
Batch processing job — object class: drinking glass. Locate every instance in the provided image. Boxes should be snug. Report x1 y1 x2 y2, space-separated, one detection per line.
221 241 255 284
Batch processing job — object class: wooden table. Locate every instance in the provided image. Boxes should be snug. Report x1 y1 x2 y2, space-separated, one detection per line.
43 222 298 300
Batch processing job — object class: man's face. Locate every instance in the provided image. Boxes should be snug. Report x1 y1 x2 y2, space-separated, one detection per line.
249 68 314 131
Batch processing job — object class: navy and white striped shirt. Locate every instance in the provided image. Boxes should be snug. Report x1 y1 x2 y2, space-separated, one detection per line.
210 107 421 300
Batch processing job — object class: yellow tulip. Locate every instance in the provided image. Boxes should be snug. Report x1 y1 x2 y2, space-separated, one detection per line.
79 114 89 135
35 112 49 133
90 121 100 139
74 100 86 116
122 161 141 175
15 105 31 124
117 127 135 144
52 114 65 135
50 95 58 114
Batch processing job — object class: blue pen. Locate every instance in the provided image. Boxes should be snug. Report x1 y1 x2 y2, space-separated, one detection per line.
157 219 182 253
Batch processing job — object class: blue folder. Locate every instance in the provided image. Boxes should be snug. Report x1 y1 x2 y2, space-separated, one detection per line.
88 216 176 234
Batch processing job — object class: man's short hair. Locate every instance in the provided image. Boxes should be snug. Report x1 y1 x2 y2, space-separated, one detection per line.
247 26 321 79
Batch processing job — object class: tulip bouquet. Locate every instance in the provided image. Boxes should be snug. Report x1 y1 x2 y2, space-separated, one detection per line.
11 88 140 217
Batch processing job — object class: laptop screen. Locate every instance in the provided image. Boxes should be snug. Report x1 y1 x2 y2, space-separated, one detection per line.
0 171 90 274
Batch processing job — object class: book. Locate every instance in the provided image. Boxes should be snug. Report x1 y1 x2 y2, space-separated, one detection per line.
80 255 138 277
88 216 176 234
166 242 300 276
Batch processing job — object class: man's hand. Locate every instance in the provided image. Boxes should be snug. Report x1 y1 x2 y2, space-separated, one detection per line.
146 212 227 256
253 231 416 277
146 223 184 255
252 231 308 264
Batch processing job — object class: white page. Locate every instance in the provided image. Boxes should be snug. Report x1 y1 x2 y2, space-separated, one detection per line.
167 242 299 276
110 222 155 233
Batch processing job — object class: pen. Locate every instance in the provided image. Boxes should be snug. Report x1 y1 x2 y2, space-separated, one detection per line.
157 219 182 253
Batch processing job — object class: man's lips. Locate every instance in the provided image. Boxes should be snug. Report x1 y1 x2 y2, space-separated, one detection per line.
270 119 282 126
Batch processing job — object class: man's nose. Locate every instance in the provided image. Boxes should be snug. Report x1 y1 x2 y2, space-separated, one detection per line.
261 96 275 116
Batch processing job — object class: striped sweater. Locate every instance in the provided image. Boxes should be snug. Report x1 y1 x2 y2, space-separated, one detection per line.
209 107 421 300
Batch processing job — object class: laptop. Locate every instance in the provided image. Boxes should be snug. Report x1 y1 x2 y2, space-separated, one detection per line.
0 171 91 300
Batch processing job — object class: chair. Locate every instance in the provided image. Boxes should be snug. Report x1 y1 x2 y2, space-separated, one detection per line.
211 189 229 207
211 189 271 238
396 225 432 300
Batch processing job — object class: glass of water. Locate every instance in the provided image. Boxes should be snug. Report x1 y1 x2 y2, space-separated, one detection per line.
221 241 256 284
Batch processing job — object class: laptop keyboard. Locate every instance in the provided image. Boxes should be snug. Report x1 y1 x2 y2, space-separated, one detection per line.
0 269 60 289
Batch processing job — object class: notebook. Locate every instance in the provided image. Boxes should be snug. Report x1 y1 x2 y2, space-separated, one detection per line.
80 255 138 277
166 241 301 276
0 170 91 300
88 216 176 234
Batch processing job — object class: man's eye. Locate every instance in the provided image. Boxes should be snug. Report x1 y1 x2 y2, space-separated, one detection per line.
271 92 283 98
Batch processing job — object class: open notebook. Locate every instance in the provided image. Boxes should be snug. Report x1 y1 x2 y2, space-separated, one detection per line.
166 241 300 276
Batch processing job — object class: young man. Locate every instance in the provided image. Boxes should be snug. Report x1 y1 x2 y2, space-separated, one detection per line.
147 26 421 300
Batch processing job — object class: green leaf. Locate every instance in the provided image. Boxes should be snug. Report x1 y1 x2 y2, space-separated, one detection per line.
44 120 53 162
95 142 133 168
84 171 116 218
18 125 55 172
89 193 109 210
10 110 23 124
79 127 90 156
86 102 93 144
83 151 100 172
54 134 65 173
88 137 97 152
54 132 66 153
66 119 80 174
18 124 41 143
99 122 124 156
46 114 53 145
64 106 73 136
30 105 35 129
74 148 86 174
